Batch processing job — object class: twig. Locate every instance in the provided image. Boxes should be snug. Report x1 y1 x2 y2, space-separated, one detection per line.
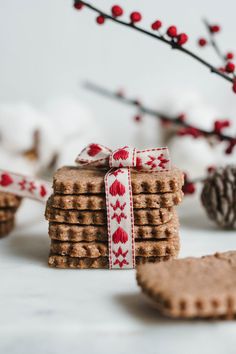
203 19 225 62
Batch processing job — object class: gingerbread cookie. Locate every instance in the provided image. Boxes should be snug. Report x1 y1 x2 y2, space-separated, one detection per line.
137 251 236 319
0 209 16 222
45 203 173 225
0 192 21 209
48 254 174 269
49 190 183 210
50 237 180 258
53 166 184 195
0 219 15 238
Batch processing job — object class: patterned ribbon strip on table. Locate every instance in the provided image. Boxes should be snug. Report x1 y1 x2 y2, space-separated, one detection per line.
76 144 171 270
0 169 51 203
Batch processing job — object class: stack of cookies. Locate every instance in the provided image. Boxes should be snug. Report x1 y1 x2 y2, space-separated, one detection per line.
0 192 21 238
45 166 184 269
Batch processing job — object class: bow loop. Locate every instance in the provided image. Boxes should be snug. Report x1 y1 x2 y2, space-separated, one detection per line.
109 147 136 168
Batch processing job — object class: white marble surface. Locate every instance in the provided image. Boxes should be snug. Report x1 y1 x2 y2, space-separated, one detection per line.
0 197 236 354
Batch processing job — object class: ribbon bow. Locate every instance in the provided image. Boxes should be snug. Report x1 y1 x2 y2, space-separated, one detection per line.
76 144 170 171
76 144 171 270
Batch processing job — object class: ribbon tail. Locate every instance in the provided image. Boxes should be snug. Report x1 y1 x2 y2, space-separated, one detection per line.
105 167 135 269
0 169 51 203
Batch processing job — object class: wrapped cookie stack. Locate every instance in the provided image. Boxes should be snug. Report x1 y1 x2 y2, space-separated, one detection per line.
45 150 184 269
0 192 21 238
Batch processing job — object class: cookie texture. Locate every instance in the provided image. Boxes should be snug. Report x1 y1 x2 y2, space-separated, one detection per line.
0 192 21 209
48 254 174 269
49 213 179 242
137 251 236 319
0 209 16 222
50 191 183 210
45 203 173 225
53 166 184 195
50 238 180 258
0 220 15 238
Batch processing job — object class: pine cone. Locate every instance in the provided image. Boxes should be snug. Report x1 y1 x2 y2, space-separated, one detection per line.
201 165 236 229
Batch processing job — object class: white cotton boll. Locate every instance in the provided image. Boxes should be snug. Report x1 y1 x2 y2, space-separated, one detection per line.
56 132 102 167
0 149 36 175
154 90 222 176
0 102 41 153
157 90 202 118
185 103 219 130
35 117 62 171
43 97 99 139
42 96 102 168
169 137 217 178
0 101 64 176
208 142 236 166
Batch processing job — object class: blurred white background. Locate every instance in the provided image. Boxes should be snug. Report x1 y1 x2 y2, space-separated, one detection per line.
0 0 236 174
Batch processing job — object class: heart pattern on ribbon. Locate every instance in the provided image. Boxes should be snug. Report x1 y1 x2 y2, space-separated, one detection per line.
0 173 13 187
87 143 102 157
109 179 126 196
113 148 129 161
112 227 129 244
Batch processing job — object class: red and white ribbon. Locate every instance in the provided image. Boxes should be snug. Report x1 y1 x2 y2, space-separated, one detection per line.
76 144 171 269
0 169 51 203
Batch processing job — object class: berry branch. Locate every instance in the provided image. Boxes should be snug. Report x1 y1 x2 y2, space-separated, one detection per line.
198 19 236 78
84 81 236 154
74 1 236 92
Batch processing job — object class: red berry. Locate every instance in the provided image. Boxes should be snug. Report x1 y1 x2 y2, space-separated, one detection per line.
177 33 188 46
214 119 230 133
74 1 84 10
210 25 220 33
183 182 195 195
207 166 215 173
198 38 207 47
111 5 123 17
226 52 234 60
167 26 177 38
178 126 201 138
96 15 105 25
130 12 142 23
134 115 142 123
225 61 235 73
232 81 236 93
151 20 162 31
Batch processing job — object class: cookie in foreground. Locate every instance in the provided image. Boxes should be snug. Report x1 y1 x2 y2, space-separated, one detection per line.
137 251 236 319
